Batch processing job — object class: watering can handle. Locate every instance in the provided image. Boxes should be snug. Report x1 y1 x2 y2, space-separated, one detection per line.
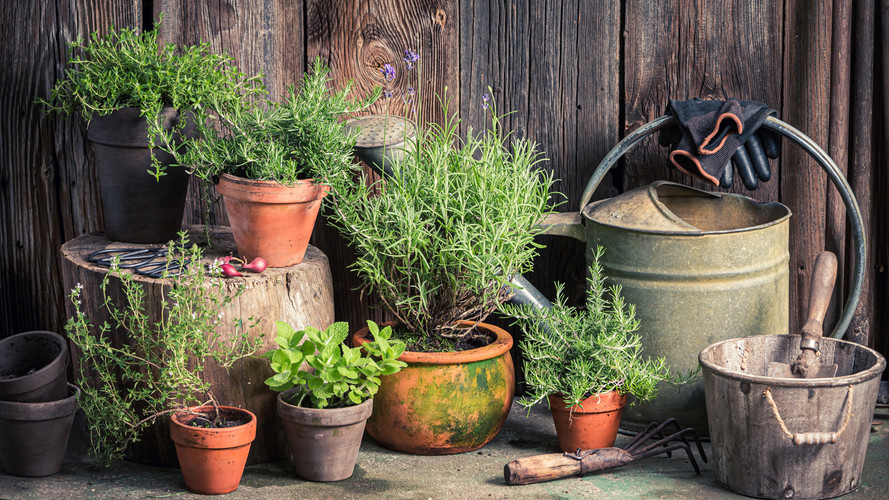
574 115 865 341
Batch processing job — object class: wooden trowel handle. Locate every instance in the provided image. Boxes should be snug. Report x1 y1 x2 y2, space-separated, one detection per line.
801 251 838 344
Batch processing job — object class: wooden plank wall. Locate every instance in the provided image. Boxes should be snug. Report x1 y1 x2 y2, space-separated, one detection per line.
1 1 886 363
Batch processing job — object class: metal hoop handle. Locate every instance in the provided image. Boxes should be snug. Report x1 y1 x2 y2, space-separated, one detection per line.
577 115 866 340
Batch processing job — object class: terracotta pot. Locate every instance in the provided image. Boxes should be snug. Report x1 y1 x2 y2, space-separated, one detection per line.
0 330 68 403
170 405 256 495
277 389 372 481
351 321 515 455
87 107 192 243
0 383 79 477
216 174 329 268
548 391 628 453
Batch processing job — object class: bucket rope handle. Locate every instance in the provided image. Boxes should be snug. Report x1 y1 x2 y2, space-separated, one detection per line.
578 115 866 341
763 385 854 445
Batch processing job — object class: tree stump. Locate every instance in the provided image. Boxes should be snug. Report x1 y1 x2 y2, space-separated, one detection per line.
59 225 334 466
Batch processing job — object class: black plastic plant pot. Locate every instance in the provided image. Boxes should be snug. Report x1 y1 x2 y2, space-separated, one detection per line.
87 107 191 244
0 331 69 403
0 383 79 477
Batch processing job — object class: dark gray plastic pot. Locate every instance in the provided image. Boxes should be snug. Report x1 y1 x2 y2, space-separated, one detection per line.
0 331 68 403
87 107 192 244
277 389 372 481
0 383 79 477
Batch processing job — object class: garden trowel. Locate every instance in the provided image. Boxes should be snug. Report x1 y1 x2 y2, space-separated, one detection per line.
767 251 839 379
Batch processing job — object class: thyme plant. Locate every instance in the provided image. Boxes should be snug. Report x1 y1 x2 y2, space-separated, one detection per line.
502 246 698 409
174 57 380 185
263 321 407 409
65 233 262 466
323 92 557 342
40 17 265 180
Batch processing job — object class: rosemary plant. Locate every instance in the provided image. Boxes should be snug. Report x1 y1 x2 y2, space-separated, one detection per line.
175 57 380 186
65 233 262 466
501 246 698 409
40 17 265 180
323 92 557 344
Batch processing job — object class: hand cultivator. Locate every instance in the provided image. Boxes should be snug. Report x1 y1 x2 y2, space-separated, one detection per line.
504 418 706 485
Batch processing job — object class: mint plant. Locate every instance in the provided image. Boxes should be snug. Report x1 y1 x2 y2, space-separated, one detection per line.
264 321 407 409
40 16 265 180
65 232 263 466
501 246 698 409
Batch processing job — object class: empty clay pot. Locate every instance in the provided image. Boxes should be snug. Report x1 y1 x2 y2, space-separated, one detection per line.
0 330 69 403
548 391 628 453
277 389 372 481
0 383 79 477
170 405 256 495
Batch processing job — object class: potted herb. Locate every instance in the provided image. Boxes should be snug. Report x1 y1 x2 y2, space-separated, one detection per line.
65 233 262 494
502 246 697 452
263 320 406 481
173 57 380 268
324 53 556 453
40 18 264 243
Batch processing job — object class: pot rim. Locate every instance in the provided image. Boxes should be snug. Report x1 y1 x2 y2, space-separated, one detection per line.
170 405 257 448
351 320 512 365
0 330 68 390
698 334 887 388
276 389 373 426
547 391 628 414
216 173 331 204
0 383 80 420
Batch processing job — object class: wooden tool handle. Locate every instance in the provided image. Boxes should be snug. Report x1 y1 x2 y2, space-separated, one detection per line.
800 251 838 343
504 448 631 485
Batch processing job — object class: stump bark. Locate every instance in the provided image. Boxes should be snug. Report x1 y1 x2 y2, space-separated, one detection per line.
59 225 335 466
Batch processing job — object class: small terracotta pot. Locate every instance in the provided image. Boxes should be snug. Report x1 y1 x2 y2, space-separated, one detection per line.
0 383 79 477
216 174 329 268
0 330 69 403
548 391 628 453
351 321 514 455
277 389 372 481
170 405 256 495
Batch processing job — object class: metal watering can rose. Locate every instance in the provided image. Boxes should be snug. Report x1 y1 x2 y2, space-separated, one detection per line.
508 115 866 435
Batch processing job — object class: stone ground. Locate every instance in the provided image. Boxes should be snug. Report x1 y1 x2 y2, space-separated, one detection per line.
1 402 888 499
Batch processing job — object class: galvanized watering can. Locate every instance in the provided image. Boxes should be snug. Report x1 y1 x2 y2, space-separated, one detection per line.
510 115 866 435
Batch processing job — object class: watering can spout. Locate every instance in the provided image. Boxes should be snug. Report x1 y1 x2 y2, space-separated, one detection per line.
508 275 553 310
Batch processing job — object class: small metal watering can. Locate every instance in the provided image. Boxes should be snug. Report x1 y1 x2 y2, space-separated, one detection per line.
509 115 866 435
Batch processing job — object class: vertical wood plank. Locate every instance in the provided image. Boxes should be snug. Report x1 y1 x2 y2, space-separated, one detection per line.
460 0 620 307
825 0 852 334
0 1 141 338
847 0 875 345
781 0 832 336
155 0 304 228
305 0 458 330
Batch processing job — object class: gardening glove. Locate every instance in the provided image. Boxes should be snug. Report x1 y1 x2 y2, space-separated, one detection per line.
658 98 781 190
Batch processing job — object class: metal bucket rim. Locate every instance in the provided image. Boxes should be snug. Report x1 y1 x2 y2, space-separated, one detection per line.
699 334 886 388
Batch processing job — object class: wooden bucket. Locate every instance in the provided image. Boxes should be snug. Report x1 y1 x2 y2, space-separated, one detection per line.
699 334 885 499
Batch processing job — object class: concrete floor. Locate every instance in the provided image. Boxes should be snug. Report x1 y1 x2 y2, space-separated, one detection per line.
1 402 888 499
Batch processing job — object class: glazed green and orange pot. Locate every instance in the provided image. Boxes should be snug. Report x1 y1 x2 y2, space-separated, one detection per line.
548 391 628 453
216 174 329 268
350 321 515 455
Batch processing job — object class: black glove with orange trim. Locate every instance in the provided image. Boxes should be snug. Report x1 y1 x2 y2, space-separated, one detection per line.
658 98 781 189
